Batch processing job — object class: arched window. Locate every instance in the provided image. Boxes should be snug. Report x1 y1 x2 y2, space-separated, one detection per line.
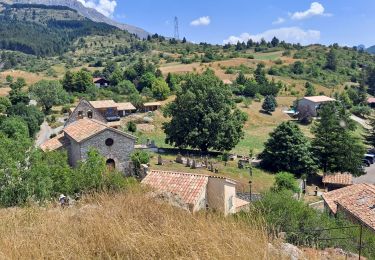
105 138 114 146
87 110 93 119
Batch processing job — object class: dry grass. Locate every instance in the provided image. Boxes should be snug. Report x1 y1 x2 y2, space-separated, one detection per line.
0 191 271 259
0 70 52 86
0 87 10 97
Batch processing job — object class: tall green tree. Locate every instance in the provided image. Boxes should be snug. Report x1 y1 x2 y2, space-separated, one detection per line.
30 80 68 112
163 70 247 152
325 48 338 71
260 121 317 175
305 82 316 96
254 63 268 86
312 102 365 176
151 78 170 100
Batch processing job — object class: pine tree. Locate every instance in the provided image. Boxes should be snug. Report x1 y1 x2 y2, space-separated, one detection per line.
304 82 316 96
262 95 277 114
325 48 338 71
312 102 365 176
236 71 247 85
260 121 317 175
254 63 268 85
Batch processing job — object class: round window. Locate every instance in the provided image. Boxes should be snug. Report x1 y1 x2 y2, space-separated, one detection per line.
105 138 114 146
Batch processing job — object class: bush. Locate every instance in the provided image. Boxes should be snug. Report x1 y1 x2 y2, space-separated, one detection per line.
233 96 244 103
127 121 137 133
351 105 371 118
272 172 300 193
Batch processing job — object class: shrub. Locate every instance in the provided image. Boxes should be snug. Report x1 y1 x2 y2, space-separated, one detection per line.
127 121 137 133
272 172 300 193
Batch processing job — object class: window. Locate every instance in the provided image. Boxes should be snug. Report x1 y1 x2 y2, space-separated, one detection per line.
105 138 114 146
87 110 93 119
78 111 83 119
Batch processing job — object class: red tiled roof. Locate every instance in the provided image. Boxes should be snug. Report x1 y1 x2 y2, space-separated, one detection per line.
337 188 375 231
89 100 117 109
40 134 67 152
63 118 107 143
322 173 353 186
64 118 136 143
142 170 209 206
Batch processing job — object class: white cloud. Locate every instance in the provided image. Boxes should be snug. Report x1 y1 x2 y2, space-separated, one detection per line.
291 2 331 20
272 17 285 25
77 0 117 17
223 27 321 45
190 16 211 26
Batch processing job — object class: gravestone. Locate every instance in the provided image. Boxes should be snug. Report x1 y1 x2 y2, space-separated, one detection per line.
176 153 183 164
157 155 163 165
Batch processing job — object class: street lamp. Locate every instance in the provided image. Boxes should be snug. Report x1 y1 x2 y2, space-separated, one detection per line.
249 164 253 177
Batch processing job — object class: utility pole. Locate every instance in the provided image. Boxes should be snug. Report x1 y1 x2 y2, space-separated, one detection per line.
358 225 363 260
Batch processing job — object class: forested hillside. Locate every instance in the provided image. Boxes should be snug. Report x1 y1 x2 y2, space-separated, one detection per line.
0 3 123 56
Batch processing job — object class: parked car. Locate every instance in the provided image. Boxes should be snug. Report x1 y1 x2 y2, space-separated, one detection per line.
363 159 371 167
364 154 375 164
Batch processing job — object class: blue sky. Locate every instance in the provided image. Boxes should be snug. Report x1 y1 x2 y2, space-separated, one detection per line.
78 0 375 47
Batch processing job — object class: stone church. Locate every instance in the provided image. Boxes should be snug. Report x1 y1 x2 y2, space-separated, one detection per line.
41 99 136 173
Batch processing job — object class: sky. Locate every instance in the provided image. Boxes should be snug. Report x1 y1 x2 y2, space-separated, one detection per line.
77 0 375 47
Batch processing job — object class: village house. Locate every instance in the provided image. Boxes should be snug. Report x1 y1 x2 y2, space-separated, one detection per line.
297 96 336 117
142 101 162 112
116 102 137 117
368 97 375 108
89 100 120 122
322 184 375 233
93 77 110 88
141 170 249 215
322 173 353 191
41 118 136 173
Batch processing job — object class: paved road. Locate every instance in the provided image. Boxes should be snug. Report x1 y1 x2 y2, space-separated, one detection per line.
350 115 371 130
35 121 64 147
354 163 375 184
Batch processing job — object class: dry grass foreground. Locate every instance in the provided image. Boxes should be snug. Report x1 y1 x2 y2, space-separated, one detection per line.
0 190 271 259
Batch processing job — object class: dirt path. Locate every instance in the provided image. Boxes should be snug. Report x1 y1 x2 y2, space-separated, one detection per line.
350 115 371 130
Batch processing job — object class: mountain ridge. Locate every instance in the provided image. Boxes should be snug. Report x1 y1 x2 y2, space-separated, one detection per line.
1 0 150 38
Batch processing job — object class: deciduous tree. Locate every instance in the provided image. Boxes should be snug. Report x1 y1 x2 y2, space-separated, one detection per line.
163 70 247 152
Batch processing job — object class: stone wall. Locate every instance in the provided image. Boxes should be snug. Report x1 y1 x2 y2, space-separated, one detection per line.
79 129 136 173
67 135 81 167
66 99 107 126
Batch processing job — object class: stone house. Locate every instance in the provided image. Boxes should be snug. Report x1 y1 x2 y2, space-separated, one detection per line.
297 96 335 117
322 183 375 232
66 99 107 126
89 100 120 122
67 99 138 127
41 118 136 173
141 170 249 215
